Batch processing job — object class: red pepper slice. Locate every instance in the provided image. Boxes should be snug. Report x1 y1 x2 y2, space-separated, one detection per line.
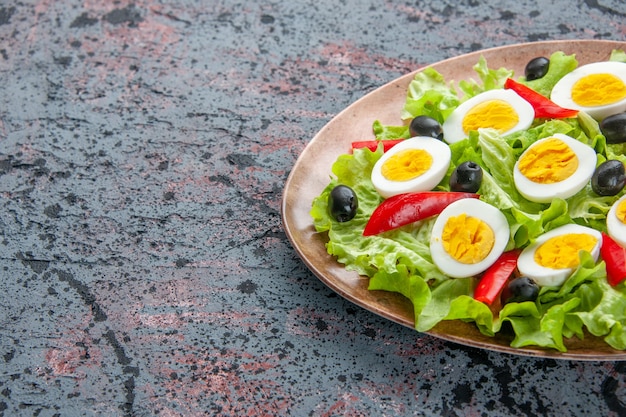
351 139 404 153
504 78 579 119
600 232 626 286
474 249 522 305
362 191 479 236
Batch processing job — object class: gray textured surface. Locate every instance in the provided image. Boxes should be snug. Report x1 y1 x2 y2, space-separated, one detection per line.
1 1 625 416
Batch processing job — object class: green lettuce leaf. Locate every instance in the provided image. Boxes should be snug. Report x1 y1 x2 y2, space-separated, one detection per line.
401 67 460 123
610 49 626 63
443 294 496 336
415 279 477 332
368 267 432 319
372 120 409 140
573 278 626 350
458 55 514 98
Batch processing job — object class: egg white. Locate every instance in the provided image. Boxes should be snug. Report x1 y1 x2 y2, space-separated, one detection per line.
517 224 602 287
607 194 626 248
370 137 451 198
550 61 626 120
441 89 535 144
513 133 597 203
429 198 510 278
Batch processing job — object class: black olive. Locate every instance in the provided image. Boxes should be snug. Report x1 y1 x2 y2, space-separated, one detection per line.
328 185 358 222
600 112 626 144
524 56 550 81
503 276 540 304
449 161 483 193
409 115 444 140
591 160 626 196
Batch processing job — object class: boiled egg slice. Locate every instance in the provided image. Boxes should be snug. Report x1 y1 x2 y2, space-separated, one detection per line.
441 89 535 144
513 133 596 203
550 61 626 120
370 136 450 198
607 194 626 247
517 223 602 287
429 198 510 278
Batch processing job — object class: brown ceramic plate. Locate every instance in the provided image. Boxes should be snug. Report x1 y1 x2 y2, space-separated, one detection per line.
282 40 626 360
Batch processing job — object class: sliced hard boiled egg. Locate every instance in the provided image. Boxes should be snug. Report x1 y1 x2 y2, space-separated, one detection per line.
607 194 626 247
550 61 626 120
370 136 450 198
429 198 510 278
513 133 596 203
441 89 535 144
517 224 602 287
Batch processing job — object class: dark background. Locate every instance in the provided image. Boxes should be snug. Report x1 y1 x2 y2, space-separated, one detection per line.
1 1 625 416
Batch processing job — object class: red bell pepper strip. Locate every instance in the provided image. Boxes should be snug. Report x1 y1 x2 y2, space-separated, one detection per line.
600 232 626 286
362 191 479 236
504 78 579 119
351 139 404 153
474 249 522 305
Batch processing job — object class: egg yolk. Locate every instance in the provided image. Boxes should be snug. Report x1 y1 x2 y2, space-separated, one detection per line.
517 138 578 183
571 73 626 106
615 198 626 225
534 233 598 269
441 213 495 264
381 149 433 181
461 99 519 134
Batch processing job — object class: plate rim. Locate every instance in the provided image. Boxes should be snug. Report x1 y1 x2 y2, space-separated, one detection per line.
282 39 626 361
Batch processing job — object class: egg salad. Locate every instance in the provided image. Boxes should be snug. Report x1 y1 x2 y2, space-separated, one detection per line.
311 49 626 352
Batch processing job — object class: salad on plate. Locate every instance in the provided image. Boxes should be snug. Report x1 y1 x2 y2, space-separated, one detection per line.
310 48 626 353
